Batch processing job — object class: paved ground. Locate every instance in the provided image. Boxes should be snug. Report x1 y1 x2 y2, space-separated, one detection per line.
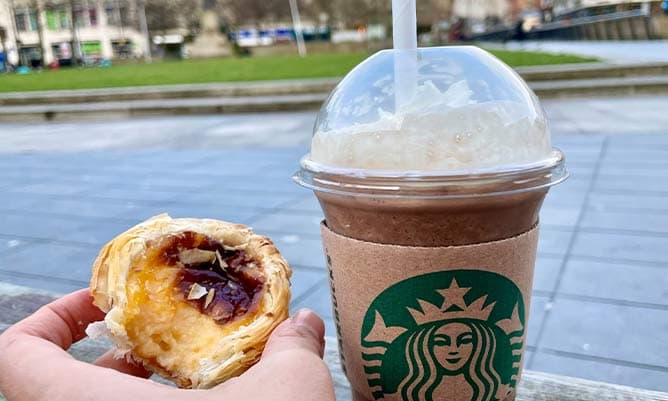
489 40 668 63
0 96 667 392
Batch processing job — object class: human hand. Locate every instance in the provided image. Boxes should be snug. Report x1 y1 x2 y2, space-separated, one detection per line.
0 289 335 401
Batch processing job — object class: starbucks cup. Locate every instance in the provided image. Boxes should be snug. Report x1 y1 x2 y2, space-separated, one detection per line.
294 46 567 401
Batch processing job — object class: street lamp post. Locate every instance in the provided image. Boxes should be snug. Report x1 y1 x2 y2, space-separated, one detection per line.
288 0 306 57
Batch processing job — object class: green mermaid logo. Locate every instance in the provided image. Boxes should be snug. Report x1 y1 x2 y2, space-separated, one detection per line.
361 270 525 401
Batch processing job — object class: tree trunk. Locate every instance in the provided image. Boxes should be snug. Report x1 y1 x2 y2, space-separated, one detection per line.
69 0 81 65
0 27 7 70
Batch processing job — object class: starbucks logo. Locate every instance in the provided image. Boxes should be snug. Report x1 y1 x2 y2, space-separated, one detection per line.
361 270 525 401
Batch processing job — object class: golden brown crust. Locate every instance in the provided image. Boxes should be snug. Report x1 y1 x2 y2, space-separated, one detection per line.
89 214 291 388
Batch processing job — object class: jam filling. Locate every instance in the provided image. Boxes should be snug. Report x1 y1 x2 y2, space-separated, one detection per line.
160 231 264 324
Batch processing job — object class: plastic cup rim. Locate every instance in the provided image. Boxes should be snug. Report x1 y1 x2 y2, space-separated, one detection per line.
293 148 568 199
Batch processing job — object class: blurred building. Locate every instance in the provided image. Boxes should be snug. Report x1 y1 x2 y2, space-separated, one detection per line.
436 0 667 39
0 0 148 66
452 0 509 33
549 0 653 16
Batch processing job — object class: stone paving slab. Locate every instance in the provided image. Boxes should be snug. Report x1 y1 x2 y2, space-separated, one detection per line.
588 192 668 213
0 270 87 294
533 256 564 293
526 296 551 349
540 298 668 368
0 98 667 391
0 242 97 282
581 210 668 235
559 259 668 306
572 231 668 265
531 351 668 392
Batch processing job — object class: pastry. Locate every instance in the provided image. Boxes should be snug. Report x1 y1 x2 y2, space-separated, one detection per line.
89 214 291 388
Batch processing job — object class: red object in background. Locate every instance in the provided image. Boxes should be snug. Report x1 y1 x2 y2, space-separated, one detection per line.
48 60 60 70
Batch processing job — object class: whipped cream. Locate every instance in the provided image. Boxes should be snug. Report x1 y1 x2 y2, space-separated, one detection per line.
310 80 552 171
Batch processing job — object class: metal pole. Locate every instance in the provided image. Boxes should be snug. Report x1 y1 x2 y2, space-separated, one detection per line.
288 0 306 57
137 0 151 62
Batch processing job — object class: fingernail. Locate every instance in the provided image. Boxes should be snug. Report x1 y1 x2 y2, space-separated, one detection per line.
292 308 326 357
292 309 325 336
292 308 313 326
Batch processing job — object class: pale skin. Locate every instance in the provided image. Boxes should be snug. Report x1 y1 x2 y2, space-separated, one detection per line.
0 289 336 401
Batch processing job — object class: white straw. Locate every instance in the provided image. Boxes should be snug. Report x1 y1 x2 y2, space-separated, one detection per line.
392 0 418 111
392 0 417 50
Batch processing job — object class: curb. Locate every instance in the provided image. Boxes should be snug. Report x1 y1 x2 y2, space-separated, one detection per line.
0 94 328 123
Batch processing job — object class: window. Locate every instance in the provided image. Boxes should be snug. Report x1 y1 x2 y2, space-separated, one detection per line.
89 8 98 27
46 7 69 31
82 41 102 55
15 9 38 32
75 8 86 28
105 2 119 25
15 12 27 31
105 1 127 27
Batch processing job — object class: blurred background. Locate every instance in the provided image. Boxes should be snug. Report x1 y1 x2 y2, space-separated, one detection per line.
1 0 668 66
0 0 667 397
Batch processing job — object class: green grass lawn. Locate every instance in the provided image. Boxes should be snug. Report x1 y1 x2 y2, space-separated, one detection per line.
0 49 597 93
487 48 598 67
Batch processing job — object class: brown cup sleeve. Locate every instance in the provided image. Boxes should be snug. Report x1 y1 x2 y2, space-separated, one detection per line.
321 222 539 401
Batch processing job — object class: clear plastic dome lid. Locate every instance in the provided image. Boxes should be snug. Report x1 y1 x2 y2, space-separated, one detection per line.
295 46 567 197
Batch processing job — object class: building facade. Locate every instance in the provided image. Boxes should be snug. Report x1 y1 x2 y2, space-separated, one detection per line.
0 0 148 66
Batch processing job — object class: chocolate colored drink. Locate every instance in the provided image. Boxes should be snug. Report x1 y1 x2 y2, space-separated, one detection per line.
295 47 567 401
316 186 547 247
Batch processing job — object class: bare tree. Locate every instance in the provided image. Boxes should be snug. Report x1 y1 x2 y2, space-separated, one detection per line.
220 0 290 26
144 0 200 33
217 0 387 27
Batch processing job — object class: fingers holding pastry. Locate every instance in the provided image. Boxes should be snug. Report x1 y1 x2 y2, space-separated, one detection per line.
89 214 291 389
262 309 325 359
94 350 153 378
7 289 104 351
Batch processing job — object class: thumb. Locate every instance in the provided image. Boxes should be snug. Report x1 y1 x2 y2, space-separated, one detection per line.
262 309 325 359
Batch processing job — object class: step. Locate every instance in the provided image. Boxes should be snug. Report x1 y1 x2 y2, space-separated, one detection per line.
0 93 328 123
516 62 668 82
530 75 668 98
1 62 667 107
0 78 339 107
1 76 667 123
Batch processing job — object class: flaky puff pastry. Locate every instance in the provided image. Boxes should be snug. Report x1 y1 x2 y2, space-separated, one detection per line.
89 214 291 388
